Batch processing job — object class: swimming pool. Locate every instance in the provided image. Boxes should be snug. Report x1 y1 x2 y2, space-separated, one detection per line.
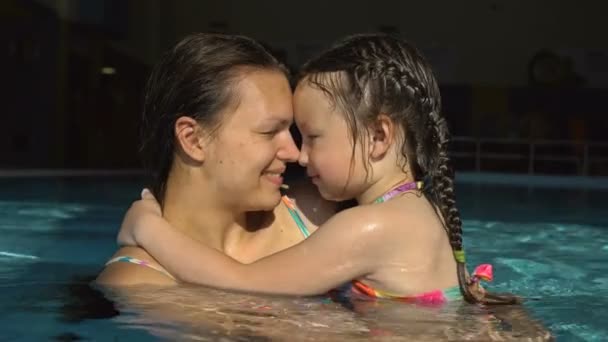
0 173 605 341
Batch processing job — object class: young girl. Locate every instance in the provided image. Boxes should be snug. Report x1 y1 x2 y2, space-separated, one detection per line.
118 33 518 305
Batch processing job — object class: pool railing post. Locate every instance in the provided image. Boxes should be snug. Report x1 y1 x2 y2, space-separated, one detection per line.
528 141 535 175
475 138 481 172
582 143 589 176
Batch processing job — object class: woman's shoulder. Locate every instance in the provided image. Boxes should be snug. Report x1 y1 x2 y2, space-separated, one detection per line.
95 247 177 287
282 178 338 226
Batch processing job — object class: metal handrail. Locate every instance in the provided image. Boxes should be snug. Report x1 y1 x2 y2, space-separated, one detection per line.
450 136 608 175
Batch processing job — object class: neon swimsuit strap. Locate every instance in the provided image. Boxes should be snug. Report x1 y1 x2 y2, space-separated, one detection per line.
373 180 423 203
281 196 311 238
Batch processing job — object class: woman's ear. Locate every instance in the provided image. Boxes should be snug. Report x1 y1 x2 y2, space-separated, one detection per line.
174 116 206 162
369 114 394 159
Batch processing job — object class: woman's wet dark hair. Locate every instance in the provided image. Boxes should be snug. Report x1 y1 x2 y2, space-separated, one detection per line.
140 33 288 205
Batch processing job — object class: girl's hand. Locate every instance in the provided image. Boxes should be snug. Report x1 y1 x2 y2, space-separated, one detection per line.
117 189 162 247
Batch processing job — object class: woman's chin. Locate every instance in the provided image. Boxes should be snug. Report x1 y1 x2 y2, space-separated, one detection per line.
251 191 282 211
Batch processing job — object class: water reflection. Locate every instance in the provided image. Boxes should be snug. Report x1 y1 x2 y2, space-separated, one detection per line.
72 281 553 341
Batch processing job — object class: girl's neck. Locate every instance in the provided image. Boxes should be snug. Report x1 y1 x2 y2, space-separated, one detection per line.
356 170 415 205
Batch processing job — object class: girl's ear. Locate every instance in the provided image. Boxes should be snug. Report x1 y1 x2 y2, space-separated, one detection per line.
369 114 394 159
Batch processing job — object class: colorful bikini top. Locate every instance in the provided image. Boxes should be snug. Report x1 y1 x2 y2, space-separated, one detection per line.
350 263 493 304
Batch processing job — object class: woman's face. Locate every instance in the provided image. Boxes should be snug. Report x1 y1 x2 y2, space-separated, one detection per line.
203 69 299 211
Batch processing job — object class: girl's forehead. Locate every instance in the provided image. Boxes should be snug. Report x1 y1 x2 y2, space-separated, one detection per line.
293 84 321 120
294 83 332 113
295 86 350 132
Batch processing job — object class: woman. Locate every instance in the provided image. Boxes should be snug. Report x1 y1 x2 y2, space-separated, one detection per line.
96 33 334 285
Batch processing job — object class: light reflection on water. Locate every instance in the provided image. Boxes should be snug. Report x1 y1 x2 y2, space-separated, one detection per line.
0 276 553 341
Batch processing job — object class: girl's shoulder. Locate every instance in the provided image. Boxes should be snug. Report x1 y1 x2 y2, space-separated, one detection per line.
351 194 443 236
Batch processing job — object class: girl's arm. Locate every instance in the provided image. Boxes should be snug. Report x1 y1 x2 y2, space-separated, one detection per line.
119 192 388 295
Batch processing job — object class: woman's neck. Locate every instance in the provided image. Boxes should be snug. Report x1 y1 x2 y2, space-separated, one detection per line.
162 170 248 253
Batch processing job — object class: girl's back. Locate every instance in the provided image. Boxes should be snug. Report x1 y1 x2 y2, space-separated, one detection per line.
356 193 458 298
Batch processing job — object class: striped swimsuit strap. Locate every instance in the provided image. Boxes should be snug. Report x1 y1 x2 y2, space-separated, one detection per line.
105 256 176 280
281 196 311 238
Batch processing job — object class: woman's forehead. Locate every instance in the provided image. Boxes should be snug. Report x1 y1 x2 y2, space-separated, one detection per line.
230 69 293 122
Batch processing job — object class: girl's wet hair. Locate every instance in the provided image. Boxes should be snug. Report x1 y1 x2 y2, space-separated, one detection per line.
298 33 519 305
140 33 287 205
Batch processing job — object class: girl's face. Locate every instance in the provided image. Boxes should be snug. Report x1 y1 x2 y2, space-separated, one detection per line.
203 69 299 211
293 81 370 202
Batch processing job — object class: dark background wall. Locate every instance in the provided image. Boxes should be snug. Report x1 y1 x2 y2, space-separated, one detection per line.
2 0 607 174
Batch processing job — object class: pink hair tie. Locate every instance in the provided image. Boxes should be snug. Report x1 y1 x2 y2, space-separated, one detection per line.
471 263 493 283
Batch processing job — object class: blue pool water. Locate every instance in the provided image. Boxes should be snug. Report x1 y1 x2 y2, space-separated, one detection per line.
0 174 606 341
